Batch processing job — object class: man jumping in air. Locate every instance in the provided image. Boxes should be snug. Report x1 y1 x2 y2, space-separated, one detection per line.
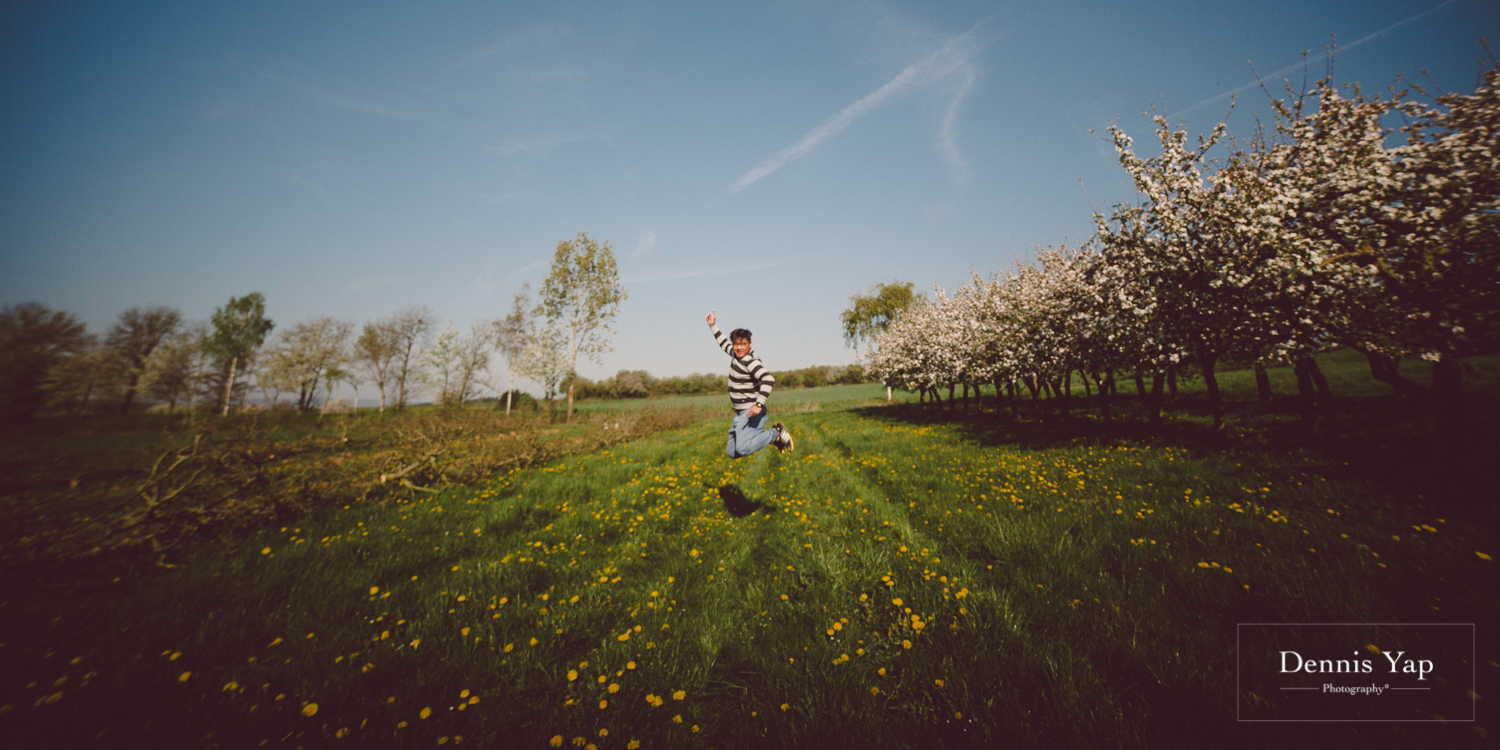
707 311 793 458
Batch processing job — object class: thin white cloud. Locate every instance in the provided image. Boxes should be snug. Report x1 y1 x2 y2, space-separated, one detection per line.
488 133 611 158
1175 0 1460 117
730 17 993 194
450 23 576 69
633 226 657 259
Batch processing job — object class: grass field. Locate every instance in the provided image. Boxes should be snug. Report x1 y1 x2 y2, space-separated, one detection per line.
2 354 1498 748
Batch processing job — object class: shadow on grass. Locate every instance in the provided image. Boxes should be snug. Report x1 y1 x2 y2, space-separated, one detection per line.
850 391 1500 531
716 484 777 517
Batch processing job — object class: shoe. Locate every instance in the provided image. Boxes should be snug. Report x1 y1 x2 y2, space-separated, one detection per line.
773 423 794 453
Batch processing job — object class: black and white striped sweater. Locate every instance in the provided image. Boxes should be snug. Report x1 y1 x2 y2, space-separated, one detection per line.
711 325 775 412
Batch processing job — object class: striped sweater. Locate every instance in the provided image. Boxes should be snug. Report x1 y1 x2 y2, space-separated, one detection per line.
711 324 775 412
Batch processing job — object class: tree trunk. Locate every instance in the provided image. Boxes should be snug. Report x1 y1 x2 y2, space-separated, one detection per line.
1198 351 1224 432
1095 370 1113 423
1293 356 1318 433
1024 375 1038 400
1360 349 1425 399
1134 371 1147 401
120 378 138 416
1309 359 1333 401
1149 371 1165 427
1166 367 1178 398
1253 362 1272 403
221 356 237 417
1080 371 1092 398
567 379 575 421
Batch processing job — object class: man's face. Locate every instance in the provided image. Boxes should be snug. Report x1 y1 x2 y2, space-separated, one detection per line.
732 337 751 358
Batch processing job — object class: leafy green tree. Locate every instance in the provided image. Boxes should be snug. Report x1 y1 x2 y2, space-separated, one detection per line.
203 293 274 416
841 281 920 355
842 280 919 401
537 233 628 420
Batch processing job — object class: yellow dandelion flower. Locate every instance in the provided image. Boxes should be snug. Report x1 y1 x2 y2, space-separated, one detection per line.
1480 552 1493 561
550 737 563 748
461 628 470 637
302 703 318 717
504 643 514 652
672 690 685 700
626 661 636 670
369 587 379 595
628 741 641 749
672 715 683 724
902 640 912 649
420 707 432 719
530 637 539 646
568 670 579 681
608 684 620 694
178 672 191 683
781 703 789 711
892 598 903 606
599 729 608 737
870 686 880 695
261 547 271 555
599 700 608 709
459 689 470 698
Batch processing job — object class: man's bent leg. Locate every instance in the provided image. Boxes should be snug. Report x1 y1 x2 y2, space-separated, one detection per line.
729 407 778 458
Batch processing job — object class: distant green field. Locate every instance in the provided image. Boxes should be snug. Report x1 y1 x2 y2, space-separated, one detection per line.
570 381 913 414
3 353 1497 748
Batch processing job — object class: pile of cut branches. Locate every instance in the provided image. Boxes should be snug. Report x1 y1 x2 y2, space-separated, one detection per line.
0 405 711 566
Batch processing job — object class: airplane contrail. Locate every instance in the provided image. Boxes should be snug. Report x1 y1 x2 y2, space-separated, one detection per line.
730 18 991 194
1174 0 1460 118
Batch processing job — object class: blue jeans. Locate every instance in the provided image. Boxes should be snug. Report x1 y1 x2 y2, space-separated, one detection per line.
726 406 777 458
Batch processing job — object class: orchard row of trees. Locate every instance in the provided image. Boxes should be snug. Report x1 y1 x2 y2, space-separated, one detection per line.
0 234 628 422
865 64 1499 434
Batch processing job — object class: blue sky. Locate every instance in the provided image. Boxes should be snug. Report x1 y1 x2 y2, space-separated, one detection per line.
2 0 1495 395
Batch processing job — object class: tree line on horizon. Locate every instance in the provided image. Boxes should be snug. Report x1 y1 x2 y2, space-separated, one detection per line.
0 232 871 423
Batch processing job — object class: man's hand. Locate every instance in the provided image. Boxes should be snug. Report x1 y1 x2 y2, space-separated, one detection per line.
706 311 716 327
747 403 762 417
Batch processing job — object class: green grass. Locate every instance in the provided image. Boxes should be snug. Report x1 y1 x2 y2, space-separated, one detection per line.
3 358 1498 748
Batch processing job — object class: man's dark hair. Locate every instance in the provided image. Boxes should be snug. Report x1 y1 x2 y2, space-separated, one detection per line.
730 328 752 342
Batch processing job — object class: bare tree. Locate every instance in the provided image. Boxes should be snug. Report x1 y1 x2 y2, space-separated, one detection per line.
492 285 531 414
387 305 438 411
107 306 183 415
